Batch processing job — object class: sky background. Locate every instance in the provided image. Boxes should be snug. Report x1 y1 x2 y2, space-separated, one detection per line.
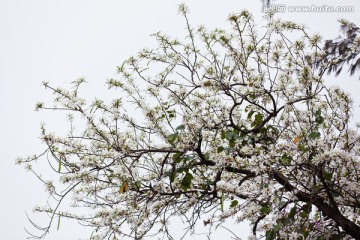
1 0 360 239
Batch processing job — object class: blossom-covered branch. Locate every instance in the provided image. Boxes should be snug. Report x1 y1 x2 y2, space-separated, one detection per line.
18 6 360 240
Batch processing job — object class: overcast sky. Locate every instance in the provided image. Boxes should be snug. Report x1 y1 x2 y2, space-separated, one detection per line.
1 0 360 239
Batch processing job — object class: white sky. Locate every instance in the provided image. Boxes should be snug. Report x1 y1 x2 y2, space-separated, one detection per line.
1 0 360 239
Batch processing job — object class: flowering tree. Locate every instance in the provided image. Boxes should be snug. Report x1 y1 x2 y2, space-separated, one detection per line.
18 6 360 240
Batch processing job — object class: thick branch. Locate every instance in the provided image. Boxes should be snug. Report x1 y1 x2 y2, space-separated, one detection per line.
272 171 360 240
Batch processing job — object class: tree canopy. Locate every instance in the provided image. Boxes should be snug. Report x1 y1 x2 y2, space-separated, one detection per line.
18 6 360 240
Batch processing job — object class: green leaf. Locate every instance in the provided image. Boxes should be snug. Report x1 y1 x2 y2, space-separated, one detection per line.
230 200 238 208
166 133 178 144
280 154 292 164
181 172 193 190
221 131 226 139
247 110 255 119
309 131 320 139
273 222 283 231
315 116 324 124
265 230 275 240
167 110 176 118
302 204 311 213
173 152 182 162
217 146 224 153
300 225 310 238
58 158 62 173
170 171 177 183
268 125 280 135
300 210 308 218
57 215 61 231
288 206 297 219
176 124 185 130
251 113 264 127
204 179 213 186
322 171 333 181
249 93 257 100
255 113 263 123
131 180 142 190
176 167 188 173
220 192 225 212
259 127 267 134
260 205 271 216
297 144 308 152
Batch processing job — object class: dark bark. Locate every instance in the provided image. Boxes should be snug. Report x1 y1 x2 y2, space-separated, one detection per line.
273 171 360 240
